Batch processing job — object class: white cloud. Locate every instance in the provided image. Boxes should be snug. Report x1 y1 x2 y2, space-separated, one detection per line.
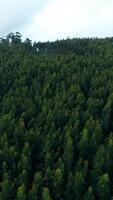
0 0 113 41
23 0 113 41
0 0 51 36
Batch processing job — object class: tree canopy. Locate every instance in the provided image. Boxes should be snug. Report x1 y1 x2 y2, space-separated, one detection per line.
0 33 113 199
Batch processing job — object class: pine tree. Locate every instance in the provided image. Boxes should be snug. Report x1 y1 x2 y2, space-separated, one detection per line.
97 174 110 200
16 184 26 200
83 186 95 200
42 187 52 200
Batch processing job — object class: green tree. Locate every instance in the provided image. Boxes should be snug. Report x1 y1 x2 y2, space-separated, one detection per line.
28 172 43 200
63 132 74 171
65 173 74 200
42 187 52 200
83 187 95 200
53 168 63 199
97 174 110 200
16 184 26 200
74 171 85 200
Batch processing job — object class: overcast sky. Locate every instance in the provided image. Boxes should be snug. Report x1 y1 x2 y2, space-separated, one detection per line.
0 0 113 42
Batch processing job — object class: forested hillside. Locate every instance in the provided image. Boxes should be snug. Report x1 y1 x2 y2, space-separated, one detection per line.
0 32 113 199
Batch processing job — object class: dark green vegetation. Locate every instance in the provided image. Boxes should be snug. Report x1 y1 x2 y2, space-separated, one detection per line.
0 32 113 199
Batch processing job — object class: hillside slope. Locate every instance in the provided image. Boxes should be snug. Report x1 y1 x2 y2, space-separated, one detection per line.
0 34 113 199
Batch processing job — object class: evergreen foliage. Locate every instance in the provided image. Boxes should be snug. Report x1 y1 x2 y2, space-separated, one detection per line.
0 33 113 199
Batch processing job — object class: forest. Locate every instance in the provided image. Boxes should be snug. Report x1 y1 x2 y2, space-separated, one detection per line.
0 32 113 199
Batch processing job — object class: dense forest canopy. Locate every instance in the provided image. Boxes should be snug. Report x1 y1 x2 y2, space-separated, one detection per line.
0 32 113 199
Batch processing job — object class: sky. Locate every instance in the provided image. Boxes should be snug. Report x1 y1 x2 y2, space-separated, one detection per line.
0 0 113 42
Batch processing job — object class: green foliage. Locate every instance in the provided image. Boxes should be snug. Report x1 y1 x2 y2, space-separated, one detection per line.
0 33 113 199
42 187 52 200
83 187 95 200
74 171 85 200
53 168 63 199
97 174 110 200
63 132 74 171
16 184 26 200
